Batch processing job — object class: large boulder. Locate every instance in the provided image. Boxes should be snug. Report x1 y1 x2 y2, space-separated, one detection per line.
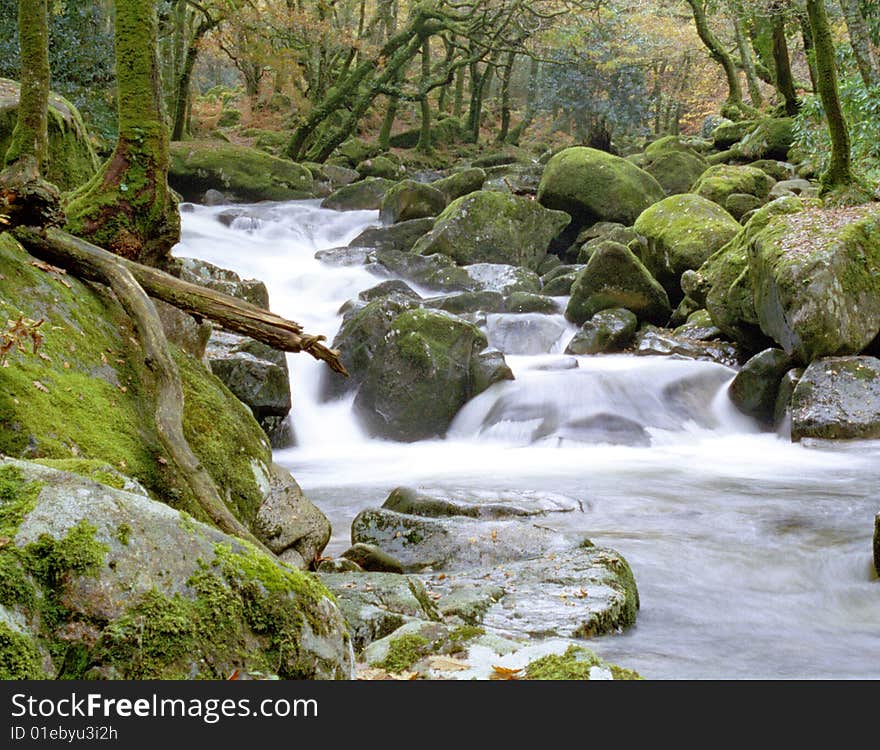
367 248 476 292
565 241 671 326
379 180 447 224
728 348 795 425
431 168 487 202
732 118 795 162
790 357 880 440
168 141 313 202
0 78 100 191
536 146 665 230
0 457 351 679
412 191 570 270
564 308 638 355
352 308 512 440
692 196 805 349
691 164 775 209
347 217 435 253
633 194 740 302
321 177 396 211
643 150 710 196
749 205 880 362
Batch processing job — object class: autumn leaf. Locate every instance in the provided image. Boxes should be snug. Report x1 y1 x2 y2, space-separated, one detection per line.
490 665 523 680
427 656 470 672
32 380 49 393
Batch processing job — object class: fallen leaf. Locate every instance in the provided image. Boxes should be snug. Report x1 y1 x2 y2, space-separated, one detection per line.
490 665 522 680
32 380 49 393
427 656 470 672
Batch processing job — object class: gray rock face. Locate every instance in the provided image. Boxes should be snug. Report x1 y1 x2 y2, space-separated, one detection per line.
177 257 270 309
347 217 435 253
463 263 542 295
340 543 405 573
0 458 352 680
635 328 739 367
423 290 506 315
381 486 582 519
728 348 794 425
316 572 440 651
350 508 577 572
566 242 672 326
253 463 331 565
485 313 571 355
790 357 880 441
565 308 638 355
206 331 292 447
367 248 476 292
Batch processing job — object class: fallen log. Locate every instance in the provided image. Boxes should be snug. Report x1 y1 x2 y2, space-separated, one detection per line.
13 225 348 376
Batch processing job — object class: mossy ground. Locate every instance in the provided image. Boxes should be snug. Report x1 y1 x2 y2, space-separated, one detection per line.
0 233 270 527
525 645 643 680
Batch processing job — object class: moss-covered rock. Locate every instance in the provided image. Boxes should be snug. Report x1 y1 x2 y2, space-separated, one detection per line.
0 233 275 530
691 164 775 209
693 196 805 349
564 308 638 355
321 177 396 211
537 146 665 229
352 308 509 441
431 168 487 202
333 137 381 167
732 118 795 161
728 348 795 425
0 457 352 679
566 241 671 326
643 150 710 196
712 119 760 149
379 179 447 224
790 357 880 440
367 248 476 292
633 194 740 302
348 217 434 253
0 78 100 191
412 190 570 270
356 155 400 180
168 141 314 202
749 205 880 362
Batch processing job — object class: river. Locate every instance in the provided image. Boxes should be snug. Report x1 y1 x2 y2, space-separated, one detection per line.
173 198 880 680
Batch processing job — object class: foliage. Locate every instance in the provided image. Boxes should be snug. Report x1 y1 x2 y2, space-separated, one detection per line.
0 0 116 145
793 55 880 184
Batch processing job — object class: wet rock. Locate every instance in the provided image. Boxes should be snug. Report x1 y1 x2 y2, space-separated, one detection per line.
485 313 571 355
464 263 542 295
315 246 372 266
350 508 577 572
356 155 401 180
672 309 723 341
253 463 331 565
202 188 227 206
379 180 447 224
790 357 880 441
470 348 515 392
316 558 363 573
423 290 506 315
565 242 671 326
542 272 579 296
177 257 270 309
636 328 739 367
353 308 508 440
347 217 435 253
728 348 795 425
381 486 582 519
505 292 559 314
340 543 405 573
565 308 638 354
773 367 803 429
367 248 475 292
412 190 570 270
317 572 440 651
356 279 421 305
321 177 396 211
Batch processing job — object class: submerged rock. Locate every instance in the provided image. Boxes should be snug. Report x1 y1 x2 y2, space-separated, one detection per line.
382 486 582 519
565 308 638 355
790 357 880 441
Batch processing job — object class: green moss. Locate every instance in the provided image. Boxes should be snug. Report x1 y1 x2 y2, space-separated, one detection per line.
33 459 127 490
525 645 601 680
25 521 108 589
115 523 132 546
168 141 314 203
691 165 775 207
445 624 485 653
379 633 430 673
609 665 645 680
0 465 41 537
0 621 45 679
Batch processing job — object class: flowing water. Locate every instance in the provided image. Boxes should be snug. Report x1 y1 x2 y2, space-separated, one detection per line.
173 199 880 680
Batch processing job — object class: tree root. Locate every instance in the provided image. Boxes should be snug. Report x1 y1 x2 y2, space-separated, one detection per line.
13 225 272 552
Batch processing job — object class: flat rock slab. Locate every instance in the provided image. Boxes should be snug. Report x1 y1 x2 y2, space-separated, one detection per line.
382 486 583 519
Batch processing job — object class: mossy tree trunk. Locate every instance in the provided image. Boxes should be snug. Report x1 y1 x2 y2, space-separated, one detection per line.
806 0 858 192
171 9 221 142
507 55 539 144
4 0 49 173
378 95 400 151
686 0 744 110
416 38 433 153
64 0 180 267
495 50 516 143
797 6 820 92
770 2 800 115
840 0 880 89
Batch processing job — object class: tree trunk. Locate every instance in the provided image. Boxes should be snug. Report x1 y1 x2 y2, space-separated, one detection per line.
686 0 744 109
728 0 763 107
416 38 432 153
453 64 465 118
378 95 399 151
507 56 539 144
496 50 516 143
840 0 880 89
806 0 857 192
4 0 50 172
64 0 179 267
797 6 820 92
771 2 800 115
171 14 219 142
